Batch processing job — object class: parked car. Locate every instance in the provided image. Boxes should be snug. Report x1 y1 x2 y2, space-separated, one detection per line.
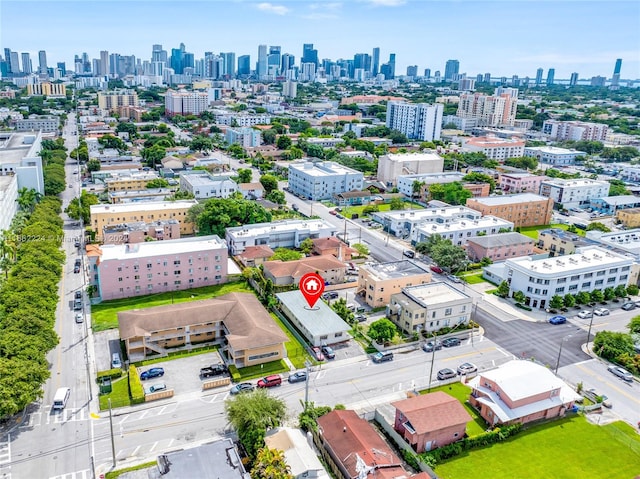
447 274 462 284
311 347 325 361
371 351 394 363
140 367 165 380
329 209 338 215
74 265 81 273
336 214 344 219
457 362 477 375
442 337 461 348
291 204 299 211
607 365 633 382
322 292 339 300
288 371 308 384
75 290 82 300
549 315 567 325
321 345 335 359
74 313 83 323
230 383 255 394
146 383 167 394
422 340 442 352
430 265 444 274
74 239 81 248
403 250 415 259
437 368 456 380
593 308 610 316
621 302 636 311
577 310 593 319
257 374 282 388
355 314 367 322
200 364 228 378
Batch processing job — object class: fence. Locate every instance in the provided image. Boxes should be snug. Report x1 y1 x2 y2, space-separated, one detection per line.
202 377 231 390
145 389 174 402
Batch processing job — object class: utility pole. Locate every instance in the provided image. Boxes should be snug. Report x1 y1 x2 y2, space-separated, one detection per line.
108 399 116 468
427 332 437 392
303 360 311 409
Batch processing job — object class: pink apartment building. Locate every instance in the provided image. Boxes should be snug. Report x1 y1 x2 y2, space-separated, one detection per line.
96 235 228 301
465 232 534 262
498 172 546 194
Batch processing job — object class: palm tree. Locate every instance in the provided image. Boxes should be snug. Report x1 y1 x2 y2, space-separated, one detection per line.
412 180 425 201
17 187 39 213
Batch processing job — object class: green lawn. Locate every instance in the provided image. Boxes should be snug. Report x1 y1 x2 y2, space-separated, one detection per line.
459 272 487 285
99 376 131 410
270 312 313 369
435 416 640 479
235 359 290 380
421 383 487 437
342 202 423 218
92 281 253 331
519 223 585 240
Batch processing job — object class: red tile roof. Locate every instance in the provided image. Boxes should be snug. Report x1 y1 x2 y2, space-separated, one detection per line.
263 256 346 279
392 392 471 434
237 245 274 260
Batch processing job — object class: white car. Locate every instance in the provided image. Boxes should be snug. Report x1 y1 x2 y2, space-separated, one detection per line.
577 310 593 319
74 313 83 323
607 365 633 382
593 308 610 316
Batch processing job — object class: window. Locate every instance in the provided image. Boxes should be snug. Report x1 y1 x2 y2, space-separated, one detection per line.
581 282 591 288
174 270 181 275
569 285 578 291
174 280 181 285
527 286 533 293
596 271 606 277
555 287 565 293
557 278 566 284
609 268 618 274
147 263 152 269
570 275 580 281
607 277 616 283
594 279 603 286
134 275 140 280
118 277 123 282
445 308 452 316
174 260 181 266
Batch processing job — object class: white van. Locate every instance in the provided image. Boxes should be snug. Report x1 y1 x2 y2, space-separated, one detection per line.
53 387 71 410
111 353 122 369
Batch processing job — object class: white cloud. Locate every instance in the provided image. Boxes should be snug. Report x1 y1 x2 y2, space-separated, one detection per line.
363 0 406 6
256 2 290 15
309 2 342 9
301 12 340 20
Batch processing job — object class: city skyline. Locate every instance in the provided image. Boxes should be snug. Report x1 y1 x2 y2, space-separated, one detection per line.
1 0 639 80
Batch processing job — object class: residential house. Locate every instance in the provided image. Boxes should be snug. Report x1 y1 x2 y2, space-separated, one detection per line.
539 179 610 209
161 155 185 170
264 428 330 479
466 232 534 262
372 206 482 239
236 245 274 267
333 191 372 206
179 172 239 199
392 392 472 452
590 195 640 215
263 256 347 287
498 172 546 194
358 260 432 308
412 216 514 247
311 237 355 261
239 182 264 200
118 292 288 366
468 360 581 426
524 146 586 166
466 194 553 228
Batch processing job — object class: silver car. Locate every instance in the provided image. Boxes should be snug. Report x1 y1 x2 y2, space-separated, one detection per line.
607 365 633 382
593 308 610 316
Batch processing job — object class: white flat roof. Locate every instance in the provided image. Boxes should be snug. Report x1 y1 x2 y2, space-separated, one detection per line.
507 245 631 274
416 216 513 235
289 161 362 177
541 178 609 188
90 200 198 214
398 172 464 182
227 219 336 237
402 282 470 305
378 206 480 221
525 146 585 154
362 260 430 280
276 290 350 337
384 152 443 162
469 193 548 206
99 235 226 261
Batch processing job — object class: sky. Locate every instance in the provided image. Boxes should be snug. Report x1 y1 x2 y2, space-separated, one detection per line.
1 0 639 80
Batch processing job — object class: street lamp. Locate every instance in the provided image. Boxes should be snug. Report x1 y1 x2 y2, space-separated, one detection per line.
554 335 572 374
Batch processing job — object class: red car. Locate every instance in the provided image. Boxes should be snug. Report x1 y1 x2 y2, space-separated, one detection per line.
329 210 338 215
311 347 325 361
430 265 444 274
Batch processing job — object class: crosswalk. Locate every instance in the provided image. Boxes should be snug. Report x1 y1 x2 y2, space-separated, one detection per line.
0 437 11 479
48 470 91 479
21 407 90 428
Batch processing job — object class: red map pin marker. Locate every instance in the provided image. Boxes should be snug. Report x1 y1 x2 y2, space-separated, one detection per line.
299 272 325 308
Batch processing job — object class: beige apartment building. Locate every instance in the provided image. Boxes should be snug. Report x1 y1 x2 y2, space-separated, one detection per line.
616 208 640 228
357 260 431 308
90 200 197 241
97 90 139 111
27 82 66 97
466 193 553 228
105 172 161 192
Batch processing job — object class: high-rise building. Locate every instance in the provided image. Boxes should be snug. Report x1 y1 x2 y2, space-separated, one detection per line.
611 58 622 87
267 46 281 77
546 68 555 85
21 53 32 74
165 89 209 117
283 80 297 98
386 102 444 141
535 68 543 86
424 68 431 79
281 53 295 73
37 50 47 74
3 48 12 74
458 78 476 91
237 55 251 76
151 44 167 63
302 44 318 67
483 72 491 83
444 59 459 81
406 65 418 77
56 62 66 76
380 53 396 80
220 52 236 78
457 90 518 127
591 76 606 87
476 73 483 83
170 43 186 74
569 72 578 86
371 47 380 76
99 51 109 76
257 44 267 79
98 90 139 110
10 51 20 74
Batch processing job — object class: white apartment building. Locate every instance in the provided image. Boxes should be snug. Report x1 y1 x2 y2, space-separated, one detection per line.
523 146 585 166
463 135 525 160
16 116 59 133
179 172 238 199
539 178 611 208
442 115 478 132
620 166 640 182
412 216 514 246
385 101 444 142
542 120 609 142
457 92 518 127
225 127 261 148
225 219 338 255
388 282 473 334
377 152 444 187
0 131 45 195
165 89 209 117
372 206 481 238
397 172 465 197
215 114 271 127
0 176 18 232
288 161 363 201
306 138 344 148
504 246 634 309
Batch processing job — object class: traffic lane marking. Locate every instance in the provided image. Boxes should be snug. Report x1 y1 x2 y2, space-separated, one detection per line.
574 363 640 405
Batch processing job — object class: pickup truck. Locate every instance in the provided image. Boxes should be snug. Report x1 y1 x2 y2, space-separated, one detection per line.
200 364 228 378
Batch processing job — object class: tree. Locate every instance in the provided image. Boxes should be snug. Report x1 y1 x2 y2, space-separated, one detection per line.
389 197 405 210
266 190 285 204
225 389 287 459
503 156 538 170
429 240 467 273
513 290 525 304
603 287 616 300
141 145 166 167
332 298 354 324
298 238 314 255
563 294 576 308
575 291 592 305
463 172 496 193
146 178 169 189
608 179 631 196
352 243 369 257
412 180 425 199
388 130 408 144
262 129 277 145
591 289 604 303
251 448 294 479
549 295 564 309
593 331 634 362
17 188 40 213
260 174 278 194
614 284 628 298
368 318 397 344
628 316 640 334
235 168 253 184
626 284 639 296
276 135 292 150
269 248 303 262
65 191 100 224
191 198 272 237
115 122 137 137
587 222 611 232
190 135 213 152
86 158 101 172
497 280 510 298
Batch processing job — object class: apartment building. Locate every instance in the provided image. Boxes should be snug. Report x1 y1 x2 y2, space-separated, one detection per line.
616 208 640 228
542 120 609 142
97 90 139 111
397 172 465 197
16 116 59 133
90 200 197 242
108 188 174 204
377 152 444 187
463 135 525 160
466 232 534 262
498 172 546 194
537 228 595 257
504 246 633 309
224 127 262 148
179 172 238 199
225 219 337 255
26 82 66 97
215 114 271 127
0 131 45 195
96 235 228 300
412 216 514 246
385 101 444 142
102 220 180 245
288 161 364 201
263 256 347 286
372 206 482 238
357 260 432 308
539 178 610 208
466 193 553 228
387 282 472 334
523 146 585 166
165 89 209 117
105 171 161 192
456 91 518 127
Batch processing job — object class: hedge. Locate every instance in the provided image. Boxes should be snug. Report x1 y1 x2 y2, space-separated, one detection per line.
228 365 241 382
97 368 124 381
128 365 145 404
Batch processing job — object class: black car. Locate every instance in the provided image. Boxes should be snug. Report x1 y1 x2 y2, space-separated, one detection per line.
140 367 165 380
442 337 461 348
75 290 82 299
437 368 456 380
74 265 81 273
200 364 228 378
422 340 442 352
288 371 307 383
321 345 336 359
